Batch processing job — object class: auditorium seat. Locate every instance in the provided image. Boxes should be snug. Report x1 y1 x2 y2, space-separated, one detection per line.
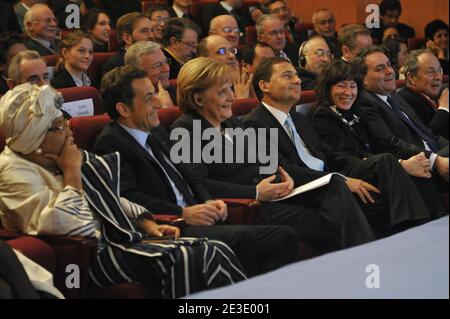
57 86 104 116
245 25 257 46
68 113 111 151
109 30 119 52
87 52 117 88
43 54 59 67
295 90 317 115
232 98 259 118
158 106 183 129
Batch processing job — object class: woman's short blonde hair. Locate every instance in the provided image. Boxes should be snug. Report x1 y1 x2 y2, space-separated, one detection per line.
177 57 233 111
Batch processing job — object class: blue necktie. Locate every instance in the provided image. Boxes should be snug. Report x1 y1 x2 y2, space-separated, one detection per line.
387 96 439 152
284 114 325 171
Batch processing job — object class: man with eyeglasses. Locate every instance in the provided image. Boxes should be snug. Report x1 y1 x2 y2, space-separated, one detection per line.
162 18 200 79
125 41 176 108
267 0 303 46
7 50 50 90
146 4 171 44
201 0 251 38
312 8 340 59
209 15 241 49
297 36 332 90
256 14 299 67
398 50 449 139
354 46 449 196
23 4 58 56
197 35 253 99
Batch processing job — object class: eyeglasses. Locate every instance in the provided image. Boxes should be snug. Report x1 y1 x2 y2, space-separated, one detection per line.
216 47 238 55
33 17 59 25
148 58 170 70
271 6 289 14
266 29 286 37
317 18 335 26
423 67 443 77
179 39 198 49
311 49 333 58
151 16 169 24
48 119 68 132
221 27 241 34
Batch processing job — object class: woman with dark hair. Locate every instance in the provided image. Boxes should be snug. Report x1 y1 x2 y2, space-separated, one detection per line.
81 8 111 53
382 37 409 79
310 59 445 227
425 19 449 74
51 31 93 89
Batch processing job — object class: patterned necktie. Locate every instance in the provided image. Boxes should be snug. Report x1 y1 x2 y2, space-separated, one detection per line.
146 134 196 204
387 96 439 152
284 114 325 171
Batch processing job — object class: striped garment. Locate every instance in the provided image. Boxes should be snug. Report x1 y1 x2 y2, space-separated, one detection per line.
81 151 247 298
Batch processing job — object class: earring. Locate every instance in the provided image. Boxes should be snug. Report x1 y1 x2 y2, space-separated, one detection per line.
35 148 43 155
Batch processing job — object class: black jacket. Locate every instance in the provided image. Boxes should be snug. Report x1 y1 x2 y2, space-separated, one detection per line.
296 67 317 90
51 67 77 89
356 90 448 159
93 122 212 215
398 87 449 139
23 38 56 56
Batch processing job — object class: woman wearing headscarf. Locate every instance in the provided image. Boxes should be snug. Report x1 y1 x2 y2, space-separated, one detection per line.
310 59 445 229
0 83 246 298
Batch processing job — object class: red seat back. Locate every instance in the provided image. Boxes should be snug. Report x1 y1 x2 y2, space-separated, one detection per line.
109 29 119 51
232 98 259 117
158 106 183 129
43 54 59 67
408 37 425 50
87 52 117 88
295 90 317 115
68 113 111 151
57 86 103 116
245 25 257 46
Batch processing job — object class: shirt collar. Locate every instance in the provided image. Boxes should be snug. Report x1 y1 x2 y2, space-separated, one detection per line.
172 5 185 18
220 1 234 12
119 123 149 149
262 101 288 126
376 93 389 104
68 69 91 87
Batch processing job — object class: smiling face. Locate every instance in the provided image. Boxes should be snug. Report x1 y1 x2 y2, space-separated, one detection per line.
433 28 448 50
139 49 170 89
124 77 162 131
194 79 234 127
331 80 358 111
260 61 301 108
91 13 111 43
409 53 443 98
206 36 239 69
363 51 396 95
303 38 332 74
27 5 58 41
62 38 94 72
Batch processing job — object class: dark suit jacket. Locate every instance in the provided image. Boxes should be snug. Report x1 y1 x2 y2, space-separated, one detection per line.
397 87 449 139
163 48 183 80
0 2 21 34
93 122 212 215
51 67 77 89
310 105 373 159
297 67 316 90
356 90 448 159
172 109 266 199
23 38 55 56
242 104 360 185
100 0 141 28
200 3 251 37
281 42 300 67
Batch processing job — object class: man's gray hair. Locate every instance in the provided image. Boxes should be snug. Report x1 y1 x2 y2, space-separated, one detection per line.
124 41 161 67
256 14 280 36
402 49 434 79
23 3 51 36
8 50 43 82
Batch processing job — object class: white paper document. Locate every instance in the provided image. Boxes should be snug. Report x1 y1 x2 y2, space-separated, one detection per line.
271 172 346 202
62 98 94 117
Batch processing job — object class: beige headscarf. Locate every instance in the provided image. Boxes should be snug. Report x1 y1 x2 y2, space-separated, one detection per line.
0 83 63 154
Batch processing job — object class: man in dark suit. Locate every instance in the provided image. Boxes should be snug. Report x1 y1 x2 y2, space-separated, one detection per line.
99 0 141 28
101 13 154 79
398 50 449 139
266 0 304 46
243 56 428 234
200 0 251 37
311 8 340 59
353 47 449 190
256 14 299 67
22 4 58 56
93 65 300 277
0 1 21 35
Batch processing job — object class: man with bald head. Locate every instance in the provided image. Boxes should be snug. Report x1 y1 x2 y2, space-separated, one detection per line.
23 4 58 56
197 35 253 98
201 0 251 36
7 50 49 89
312 8 340 59
297 36 332 90
209 15 241 48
